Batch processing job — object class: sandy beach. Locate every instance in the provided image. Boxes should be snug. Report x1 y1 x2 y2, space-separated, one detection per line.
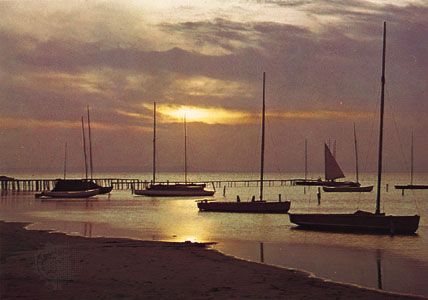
0 221 422 299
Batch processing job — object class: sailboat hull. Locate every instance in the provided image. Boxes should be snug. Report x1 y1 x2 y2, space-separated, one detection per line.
322 185 373 193
36 189 100 199
197 200 291 213
395 184 428 190
294 180 360 187
289 212 420 234
134 188 215 197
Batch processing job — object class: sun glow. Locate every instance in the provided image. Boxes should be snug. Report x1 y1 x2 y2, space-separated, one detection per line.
144 104 251 125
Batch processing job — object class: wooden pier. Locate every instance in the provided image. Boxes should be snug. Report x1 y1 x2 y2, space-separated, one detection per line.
0 177 297 192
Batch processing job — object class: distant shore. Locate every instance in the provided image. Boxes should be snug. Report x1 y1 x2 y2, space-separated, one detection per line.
0 221 421 299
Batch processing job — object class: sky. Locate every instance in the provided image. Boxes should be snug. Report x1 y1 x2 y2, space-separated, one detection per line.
0 0 427 176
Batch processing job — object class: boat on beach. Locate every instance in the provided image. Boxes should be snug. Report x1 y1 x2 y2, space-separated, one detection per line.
197 72 291 213
322 124 373 193
289 22 420 234
134 102 215 197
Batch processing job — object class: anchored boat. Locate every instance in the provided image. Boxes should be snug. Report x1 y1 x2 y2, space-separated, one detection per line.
197 72 291 213
134 102 215 197
322 124 373 193
289 22 420 234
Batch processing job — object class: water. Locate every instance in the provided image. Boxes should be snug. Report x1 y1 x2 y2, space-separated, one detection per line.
1 172 427 297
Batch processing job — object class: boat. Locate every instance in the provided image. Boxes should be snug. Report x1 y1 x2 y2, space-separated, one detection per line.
322 124 373 193
134 102 215 197
294 143 360 187
51 178 112 194
395 131 428 190
85 106 113 194
289 22 420 234
197 72 291 213
35 188 99 199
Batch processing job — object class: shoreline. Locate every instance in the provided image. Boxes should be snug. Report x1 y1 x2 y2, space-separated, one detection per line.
1 221 423 299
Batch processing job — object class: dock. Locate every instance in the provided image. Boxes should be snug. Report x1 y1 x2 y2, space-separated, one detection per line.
0 177 297 192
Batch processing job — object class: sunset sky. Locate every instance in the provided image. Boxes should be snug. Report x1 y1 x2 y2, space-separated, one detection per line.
0 0 427 175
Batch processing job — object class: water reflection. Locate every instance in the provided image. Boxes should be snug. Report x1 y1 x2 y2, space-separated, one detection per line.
377 249 383 290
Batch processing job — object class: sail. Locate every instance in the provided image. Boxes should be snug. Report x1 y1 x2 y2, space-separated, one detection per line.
325 143 345 180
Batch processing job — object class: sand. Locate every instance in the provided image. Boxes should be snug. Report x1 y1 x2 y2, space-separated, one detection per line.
0 221 421 299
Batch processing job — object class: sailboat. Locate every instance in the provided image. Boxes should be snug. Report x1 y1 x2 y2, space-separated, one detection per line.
36 116 101 199
289 22 420 234
395 131 428 190
295 143 360 187
197 72 291 213
50 107 113 195
134 102 215 197
323 124 374 192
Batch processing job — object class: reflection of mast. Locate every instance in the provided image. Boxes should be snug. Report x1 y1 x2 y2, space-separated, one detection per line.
260 242 264 263
376 250 383 290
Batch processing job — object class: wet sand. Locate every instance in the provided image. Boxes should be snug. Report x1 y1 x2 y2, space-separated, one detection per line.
0 221 421 299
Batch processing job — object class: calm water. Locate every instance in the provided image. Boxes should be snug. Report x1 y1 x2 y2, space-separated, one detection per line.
1 172 427 297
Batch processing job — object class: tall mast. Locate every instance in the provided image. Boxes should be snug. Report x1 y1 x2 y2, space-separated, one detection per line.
353 123 359 183
260 72 266 201
153 102 156 184
87 106 94 180
81 116 88 180
376 22 386 215
410 130 414 185
304 139 308 180
184 113 188 184
63 142 67 180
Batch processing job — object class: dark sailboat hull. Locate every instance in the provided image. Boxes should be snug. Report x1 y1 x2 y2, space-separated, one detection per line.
394 184 428 190
197 200 290 213
322 185 373 193
134 185 215 197
294 180 360 187
35 189 99 199
289 212 420 234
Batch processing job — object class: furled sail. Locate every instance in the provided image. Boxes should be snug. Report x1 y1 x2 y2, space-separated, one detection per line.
325 143 345 180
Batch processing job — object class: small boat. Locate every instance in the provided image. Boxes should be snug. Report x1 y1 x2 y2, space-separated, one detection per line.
323 185 373 193
294 143 360 187
35 188 99 199
85 106 113 194
197 72 291 213
322 124 373 193
289 210 419 234
197 199 290 213
134 102 215 197
134 183 215 197
289 22 420 234
53 179 112 194
394 131 428 190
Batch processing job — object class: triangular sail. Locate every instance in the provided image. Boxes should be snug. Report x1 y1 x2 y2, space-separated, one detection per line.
325 143 345 180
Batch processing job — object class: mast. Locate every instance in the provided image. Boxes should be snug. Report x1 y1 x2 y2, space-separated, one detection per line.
184 113 188 184
410 130 414 185
304 139 308 180
376 21 386 215
63 142 67 180
353 123 359 183
153 102 156 184
81 116 88 180
87 106 94 180
260 72 266 201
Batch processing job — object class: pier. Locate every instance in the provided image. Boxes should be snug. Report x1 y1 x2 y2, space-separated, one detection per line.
0 177 297 192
